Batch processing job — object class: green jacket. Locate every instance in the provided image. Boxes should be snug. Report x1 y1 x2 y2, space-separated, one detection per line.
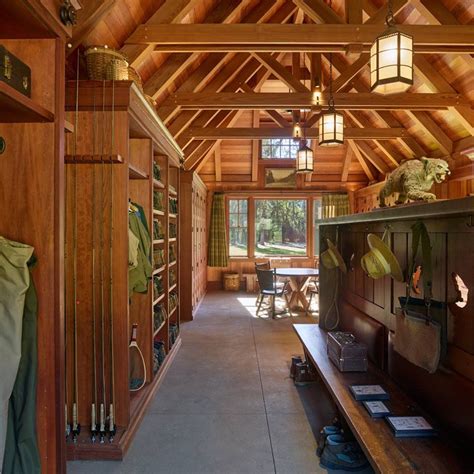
129 209 152 295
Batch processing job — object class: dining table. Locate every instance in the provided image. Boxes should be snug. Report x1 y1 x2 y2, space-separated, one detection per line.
274 267 319 311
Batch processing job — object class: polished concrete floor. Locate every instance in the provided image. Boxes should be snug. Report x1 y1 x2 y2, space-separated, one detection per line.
68 291 350 474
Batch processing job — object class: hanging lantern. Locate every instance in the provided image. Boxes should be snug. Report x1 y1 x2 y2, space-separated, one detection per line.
296 139 313 174
319 105 344 147
292 121 302 141
370 0 413 95
318 54 344 147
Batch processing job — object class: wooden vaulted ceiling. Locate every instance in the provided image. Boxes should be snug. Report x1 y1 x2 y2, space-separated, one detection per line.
72 0 474 191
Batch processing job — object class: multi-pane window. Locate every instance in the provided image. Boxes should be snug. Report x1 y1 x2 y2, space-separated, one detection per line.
228 199 248 257
255 200 307 256
261 138 307 159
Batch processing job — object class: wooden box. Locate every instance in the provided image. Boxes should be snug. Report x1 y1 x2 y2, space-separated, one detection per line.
0 45 31 97
327 331 368 372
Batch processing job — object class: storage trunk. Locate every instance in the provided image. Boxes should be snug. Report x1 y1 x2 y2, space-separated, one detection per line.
327 331 368 372
0 45 31 97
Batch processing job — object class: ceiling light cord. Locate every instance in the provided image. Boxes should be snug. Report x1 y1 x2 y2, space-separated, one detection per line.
386 0 395 27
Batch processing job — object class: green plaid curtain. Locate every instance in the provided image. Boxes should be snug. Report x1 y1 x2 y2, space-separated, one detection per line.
208 193 229 267
322 194 350 218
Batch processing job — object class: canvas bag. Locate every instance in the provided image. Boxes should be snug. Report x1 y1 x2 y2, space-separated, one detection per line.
394 222 445 374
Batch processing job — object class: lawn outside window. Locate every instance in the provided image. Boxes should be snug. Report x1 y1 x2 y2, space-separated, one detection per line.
228 199 248 257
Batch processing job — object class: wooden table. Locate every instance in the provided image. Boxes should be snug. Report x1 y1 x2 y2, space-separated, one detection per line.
275 268 318 311
293 324 472 473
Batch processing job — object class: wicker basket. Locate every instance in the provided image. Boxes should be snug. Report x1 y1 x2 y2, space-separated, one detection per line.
84 46 129 80
223 273 240 291
128 66 143 92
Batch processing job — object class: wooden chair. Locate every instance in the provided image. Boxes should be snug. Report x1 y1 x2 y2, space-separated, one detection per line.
255 268 292 318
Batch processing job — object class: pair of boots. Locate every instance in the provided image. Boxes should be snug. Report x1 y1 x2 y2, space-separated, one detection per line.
317 424 369 471
289 355 317 386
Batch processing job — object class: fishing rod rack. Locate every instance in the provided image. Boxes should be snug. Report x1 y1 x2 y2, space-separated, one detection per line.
65 80 183 460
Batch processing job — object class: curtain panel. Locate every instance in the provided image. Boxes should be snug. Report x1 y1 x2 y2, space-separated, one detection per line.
322 194 350 218
208 193 229 267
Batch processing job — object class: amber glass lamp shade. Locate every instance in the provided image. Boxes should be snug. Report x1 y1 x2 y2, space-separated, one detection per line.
318 108 344 146
296 140 313 174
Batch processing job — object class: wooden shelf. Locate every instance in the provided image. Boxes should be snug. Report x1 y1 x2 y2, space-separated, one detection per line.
169 306 177 318
153 209 165 217
65 154 123 164
152 265 166 275
153 320 167 337
153 293 165 306
129 163 149 180
169 283 177 292
64 120 74 133
169 213 178 219
169 187 177 196
0 81 54 123
153 179 165 189
153 239 165 245
169 237 177 243
169 260 177 267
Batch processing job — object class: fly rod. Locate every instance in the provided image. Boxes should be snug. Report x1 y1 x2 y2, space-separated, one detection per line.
90 84 98 443
65 153 71 442
71 52 81 444
98 80 107 444
108 77 116 443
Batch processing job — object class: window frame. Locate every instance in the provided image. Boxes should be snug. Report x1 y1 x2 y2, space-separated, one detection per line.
226 194 316 261
261 138 311 160
227 198 249 258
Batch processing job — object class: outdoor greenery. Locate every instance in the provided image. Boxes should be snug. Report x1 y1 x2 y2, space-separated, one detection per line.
261 138 311 159
255 200 307 256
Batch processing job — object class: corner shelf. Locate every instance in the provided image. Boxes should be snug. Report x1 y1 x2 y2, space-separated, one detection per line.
153 179 165 189
153 320 167 337
0 81 54 123
129 163 149 180
153 265 166 275
153 293 165 306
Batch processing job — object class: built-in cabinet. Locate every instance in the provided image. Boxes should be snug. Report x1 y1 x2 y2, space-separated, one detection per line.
64 81 183 460
180 171 207 321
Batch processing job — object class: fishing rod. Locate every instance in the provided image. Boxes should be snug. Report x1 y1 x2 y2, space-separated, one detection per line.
90 84 98 443
72 51 81 444
99 79 107 444
108 77 116 443
65 144 71 442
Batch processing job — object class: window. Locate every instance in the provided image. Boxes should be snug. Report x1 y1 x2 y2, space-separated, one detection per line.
261 138 309 159
313 198 322 255
228 199 248 257
255 200 307 256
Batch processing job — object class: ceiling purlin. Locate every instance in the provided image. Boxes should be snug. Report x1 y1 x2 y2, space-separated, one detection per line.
120 0 202 69
155 0 285 127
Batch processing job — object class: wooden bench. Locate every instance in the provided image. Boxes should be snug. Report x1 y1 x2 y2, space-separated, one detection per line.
293 324 472 474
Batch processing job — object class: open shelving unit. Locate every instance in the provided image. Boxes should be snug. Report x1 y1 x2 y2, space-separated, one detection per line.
64 81 183 461
0 3 71 472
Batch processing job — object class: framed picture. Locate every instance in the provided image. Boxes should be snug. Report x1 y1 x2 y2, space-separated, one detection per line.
264 168 296 188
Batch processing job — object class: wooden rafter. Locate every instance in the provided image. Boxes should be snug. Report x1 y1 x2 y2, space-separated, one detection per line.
330 53 369 92
356 141 392 173
182 127 406 140
163 92 468 110
265 110 290 128
214 146 222 181
126 24 474 54
341 145 354 182
406 111 453 155
348 139 376 181
363 0 408 25
252 111 259 182
293 0 344 24
345 0 363 24
121 0 201 68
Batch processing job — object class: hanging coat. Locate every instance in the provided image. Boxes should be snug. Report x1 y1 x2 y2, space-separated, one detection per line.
129 208 152 295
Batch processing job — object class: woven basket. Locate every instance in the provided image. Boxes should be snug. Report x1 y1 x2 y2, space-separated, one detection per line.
84 46 129 80
128 66 143 91
223 273 240 291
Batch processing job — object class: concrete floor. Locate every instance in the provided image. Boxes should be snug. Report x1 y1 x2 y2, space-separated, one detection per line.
68 291 360 474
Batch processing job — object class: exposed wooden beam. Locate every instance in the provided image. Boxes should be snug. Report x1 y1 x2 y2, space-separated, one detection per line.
252 111 259 182
293 0 344 24
356 140 392 173
214 147 222 181
310 53 322 90
183 127 406 140
67 0 116 55
348 139 376 181
164 92 467 110
407 111 453 155
341 145 354 182
454 135 474 155
364 0 408 25
330 53 369 92
121 0 201 68
345 0 363 24
411 0 460 26
265 110 290 128
126 24 474 54
253 53 309 92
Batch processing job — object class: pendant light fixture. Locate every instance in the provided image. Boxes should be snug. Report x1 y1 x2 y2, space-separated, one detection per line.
296 138 313 174
370 0 413 94
292 121 302 140
319 54 344 147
